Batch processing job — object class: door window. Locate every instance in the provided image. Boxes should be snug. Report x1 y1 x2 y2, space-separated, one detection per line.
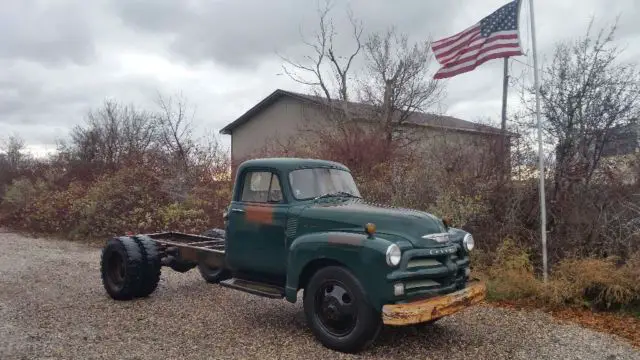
240 171 283 203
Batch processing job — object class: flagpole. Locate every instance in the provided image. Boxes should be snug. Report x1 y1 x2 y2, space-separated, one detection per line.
528 0 548 283
501 57 509 132
501 57 509 179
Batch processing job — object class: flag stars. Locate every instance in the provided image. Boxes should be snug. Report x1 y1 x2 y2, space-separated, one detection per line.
480 0 519 36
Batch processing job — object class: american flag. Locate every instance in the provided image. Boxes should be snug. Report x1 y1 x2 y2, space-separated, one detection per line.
432 0 523 79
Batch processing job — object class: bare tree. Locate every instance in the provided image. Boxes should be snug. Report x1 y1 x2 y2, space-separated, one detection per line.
280 0 362 105
64 100 156 171
279 1 445 162
0 135 26 170
358 28 445 149
518 19 640 197
154 92 196 171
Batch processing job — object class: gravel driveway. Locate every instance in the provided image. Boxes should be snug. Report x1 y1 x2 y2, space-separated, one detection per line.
0 229 638 360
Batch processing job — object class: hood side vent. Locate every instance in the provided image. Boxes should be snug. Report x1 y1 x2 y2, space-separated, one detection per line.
285 218 298 238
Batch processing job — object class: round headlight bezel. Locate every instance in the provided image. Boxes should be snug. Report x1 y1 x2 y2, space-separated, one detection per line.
385 244 402 267
463 233 475 252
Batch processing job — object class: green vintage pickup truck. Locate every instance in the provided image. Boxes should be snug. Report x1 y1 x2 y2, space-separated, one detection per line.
100 157 486 353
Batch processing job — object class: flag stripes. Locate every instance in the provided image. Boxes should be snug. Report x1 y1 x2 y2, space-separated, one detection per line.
431 0 523 79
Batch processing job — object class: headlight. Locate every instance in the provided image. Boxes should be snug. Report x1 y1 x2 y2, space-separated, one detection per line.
385 244 401 267
463 233 475 251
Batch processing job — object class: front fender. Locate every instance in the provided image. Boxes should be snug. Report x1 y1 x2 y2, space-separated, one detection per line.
285 231 396 310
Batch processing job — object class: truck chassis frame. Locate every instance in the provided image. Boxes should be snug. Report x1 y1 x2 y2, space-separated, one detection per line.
146 231 227 270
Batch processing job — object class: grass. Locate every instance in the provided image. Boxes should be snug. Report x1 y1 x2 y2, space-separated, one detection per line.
474 239 640 312
474 239 640 347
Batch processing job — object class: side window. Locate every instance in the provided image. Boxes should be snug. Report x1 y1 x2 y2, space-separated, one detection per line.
240 171 284 203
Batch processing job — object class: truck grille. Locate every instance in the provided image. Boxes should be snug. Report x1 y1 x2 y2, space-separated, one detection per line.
391 246 470 299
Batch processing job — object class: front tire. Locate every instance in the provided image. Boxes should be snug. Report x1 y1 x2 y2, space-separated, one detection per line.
100 237 144 300
303 266 382 353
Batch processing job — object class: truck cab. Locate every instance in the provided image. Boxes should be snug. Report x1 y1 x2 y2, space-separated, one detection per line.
99 157 486 353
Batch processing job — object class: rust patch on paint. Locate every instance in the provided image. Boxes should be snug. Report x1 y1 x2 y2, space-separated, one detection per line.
381 280 487 326
245 205 273 225
327 234 363 246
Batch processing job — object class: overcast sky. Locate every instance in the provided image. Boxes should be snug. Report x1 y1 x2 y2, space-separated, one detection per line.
2 0 639 156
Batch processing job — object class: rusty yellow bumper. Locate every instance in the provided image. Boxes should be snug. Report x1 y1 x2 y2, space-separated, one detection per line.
381 280 487 326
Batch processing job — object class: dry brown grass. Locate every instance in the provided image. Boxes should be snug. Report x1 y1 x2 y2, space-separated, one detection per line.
541 257 639 310
478 239 640 312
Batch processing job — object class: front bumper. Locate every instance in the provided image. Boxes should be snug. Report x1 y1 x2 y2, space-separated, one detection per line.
381 279 486 326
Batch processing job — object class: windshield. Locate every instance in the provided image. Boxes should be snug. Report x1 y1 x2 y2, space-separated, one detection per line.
289 167 361 200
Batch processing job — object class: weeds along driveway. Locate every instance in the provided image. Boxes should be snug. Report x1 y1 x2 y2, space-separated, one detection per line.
0 230 638 360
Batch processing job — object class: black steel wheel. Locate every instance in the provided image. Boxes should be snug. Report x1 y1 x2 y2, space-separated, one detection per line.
303 266 382 353
313 280 358 337
100 237 144 300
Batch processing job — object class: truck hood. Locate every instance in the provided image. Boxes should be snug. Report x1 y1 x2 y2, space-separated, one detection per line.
296 198 450 248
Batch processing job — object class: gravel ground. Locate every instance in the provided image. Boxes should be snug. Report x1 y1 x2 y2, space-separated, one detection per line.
0 229 638 360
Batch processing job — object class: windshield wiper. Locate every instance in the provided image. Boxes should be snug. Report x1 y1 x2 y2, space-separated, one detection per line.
314 191 361 200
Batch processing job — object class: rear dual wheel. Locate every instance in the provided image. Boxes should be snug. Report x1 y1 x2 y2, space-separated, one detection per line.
100 236 161 300
304 266 382 353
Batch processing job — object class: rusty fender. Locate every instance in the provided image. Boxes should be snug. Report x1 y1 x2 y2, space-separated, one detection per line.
381 280 486 326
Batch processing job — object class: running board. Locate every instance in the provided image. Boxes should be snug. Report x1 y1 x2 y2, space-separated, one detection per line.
219 278 285 299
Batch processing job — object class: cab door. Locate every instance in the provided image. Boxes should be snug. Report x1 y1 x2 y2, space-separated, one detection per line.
226 168 288 278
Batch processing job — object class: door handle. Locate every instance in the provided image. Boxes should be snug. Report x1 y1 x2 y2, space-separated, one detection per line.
231 208 245 213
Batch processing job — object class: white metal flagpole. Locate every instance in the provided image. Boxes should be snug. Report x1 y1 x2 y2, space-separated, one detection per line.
528 0 548 282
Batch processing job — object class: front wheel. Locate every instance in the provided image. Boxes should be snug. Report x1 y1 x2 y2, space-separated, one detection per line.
303 266 382 353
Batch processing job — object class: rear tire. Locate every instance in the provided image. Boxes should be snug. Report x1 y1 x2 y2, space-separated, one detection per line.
303 266 382 353
132 235 161 298
100 237 144 300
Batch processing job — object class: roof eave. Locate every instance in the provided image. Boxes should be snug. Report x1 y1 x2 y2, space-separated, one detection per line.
219 89 324 135
218 88 515 137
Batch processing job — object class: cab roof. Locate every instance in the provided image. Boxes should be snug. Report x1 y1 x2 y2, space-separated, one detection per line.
237 157 351 173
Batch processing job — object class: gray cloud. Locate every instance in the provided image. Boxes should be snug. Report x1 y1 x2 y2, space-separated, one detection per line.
0 0 98 66
1 0 639 157
0 59 164 148
111 0 460 68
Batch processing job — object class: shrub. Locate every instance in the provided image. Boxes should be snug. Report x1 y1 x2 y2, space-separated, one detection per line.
158 202 210 234
186 179 232 229
483 238 541 301
541 256 640 310
481 238 640 311
1 178 49 223
69 167 168 239
23 182 87 233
